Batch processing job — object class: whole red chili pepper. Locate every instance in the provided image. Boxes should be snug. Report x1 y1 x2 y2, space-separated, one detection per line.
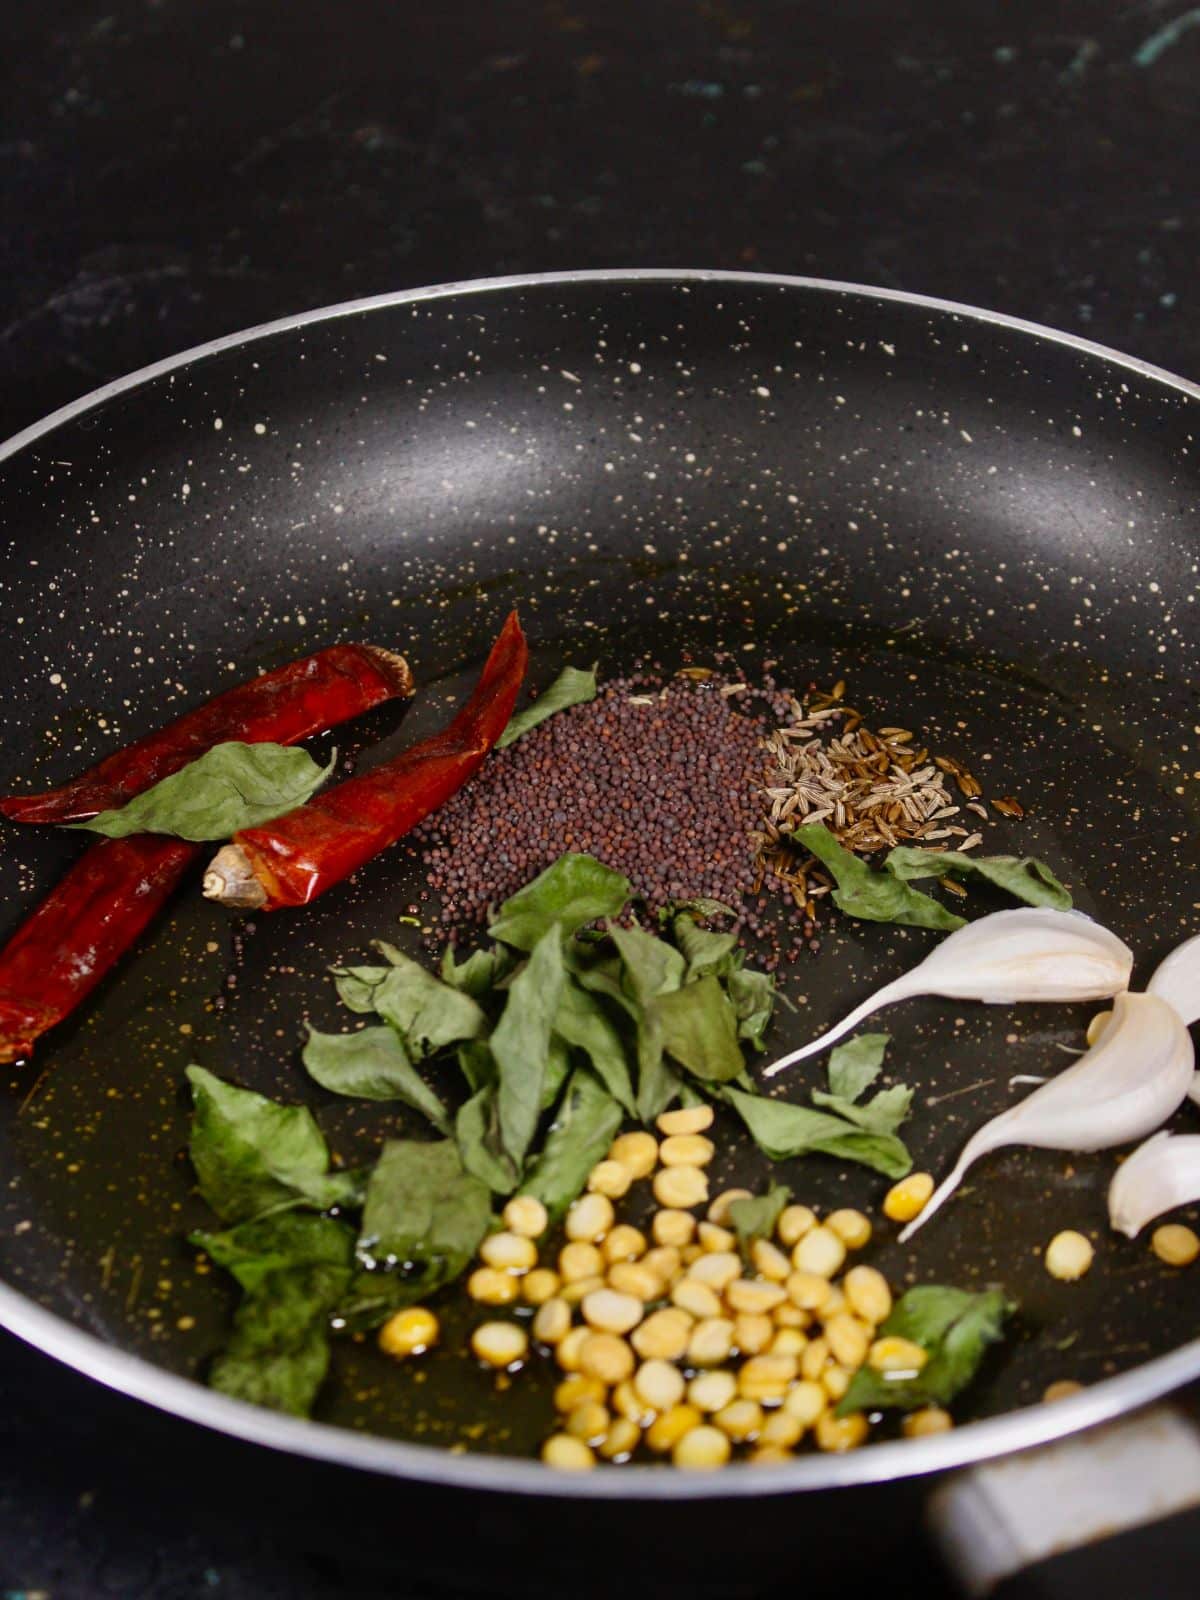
0 836 198 1065
0 643 415 1064
0 643 412 825
203 612 528 911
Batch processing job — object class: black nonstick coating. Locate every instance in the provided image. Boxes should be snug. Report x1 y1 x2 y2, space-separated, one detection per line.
0 273 1198 1499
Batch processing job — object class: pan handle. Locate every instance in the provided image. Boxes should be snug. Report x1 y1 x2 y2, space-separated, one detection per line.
928 1399 1200 1598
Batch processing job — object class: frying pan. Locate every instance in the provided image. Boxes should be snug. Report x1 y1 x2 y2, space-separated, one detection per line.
1 270 1199 1586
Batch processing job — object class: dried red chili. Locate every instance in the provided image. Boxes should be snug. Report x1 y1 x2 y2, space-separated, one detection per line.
0 836 198 1065
0 643 413 825
0 642 415 1064
203 612 528 911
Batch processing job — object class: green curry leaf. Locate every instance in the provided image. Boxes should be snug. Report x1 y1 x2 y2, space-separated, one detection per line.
723 1084 913 1178
72 741 336 841
496 665 598 748
488 853 631 951
520 1070 624 1221
884 848 1072 910
357 1139 492 1289
491 928 567 1172
727 1183 792 1250
838 1286 1014 1414
793 823 966 931
186 1065 362 1222
301 1024 450 1133
650 976 745 1083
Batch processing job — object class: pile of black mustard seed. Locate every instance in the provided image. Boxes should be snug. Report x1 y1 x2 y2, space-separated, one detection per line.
416 672 818 967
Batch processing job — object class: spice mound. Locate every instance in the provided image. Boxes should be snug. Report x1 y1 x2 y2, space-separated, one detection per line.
754 686 997 916
419 673 784 931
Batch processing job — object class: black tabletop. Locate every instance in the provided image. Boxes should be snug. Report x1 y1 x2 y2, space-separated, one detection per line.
3 2 1200 1595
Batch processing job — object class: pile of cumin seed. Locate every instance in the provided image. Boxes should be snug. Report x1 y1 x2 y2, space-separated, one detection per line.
752 681 1024 919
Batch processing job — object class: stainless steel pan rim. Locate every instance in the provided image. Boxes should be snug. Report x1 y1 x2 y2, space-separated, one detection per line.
1 267 1198 1497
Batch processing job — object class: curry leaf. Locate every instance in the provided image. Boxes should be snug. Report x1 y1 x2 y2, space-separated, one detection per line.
726 967 776 1051
838 1286 1014 1414
813 1083 914 1136
301 1024 450 1133
488 853 631 951
364 943 486 1059
496 665 598 748
635 1037 681 1123
441 944 512 1002
542 1034 573 1110
334 1269 431 1334
884 848 1072 911
723 1084 913 1178
793 823 966 931
457 1039 497 1094
456 1085 519 1193
664 896 738 921
358 1139 492 1288
192 1210 354 1296
553 980 637 1115
186 1065 362 1222
826 1033 890 1102
609 922 686 1004
604 923 686 1120
492 928 567 1171
330 964 391 1014
207 1261 352 1417
727 1183 792 1250
72 741 336 841
651 977 745 1083
672 914 738 982
520 1070 624 1220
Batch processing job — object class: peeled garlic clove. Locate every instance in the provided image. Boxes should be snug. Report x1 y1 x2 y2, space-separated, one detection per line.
1147 931 1200 1027
762 909 1133 1079
1108 1131 1200 1237
901 992 1194 1241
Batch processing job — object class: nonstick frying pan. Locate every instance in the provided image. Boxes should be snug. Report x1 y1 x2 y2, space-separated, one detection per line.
0 270 1198 1560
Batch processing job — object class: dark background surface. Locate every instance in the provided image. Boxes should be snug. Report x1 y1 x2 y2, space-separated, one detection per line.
2 1 1200 1595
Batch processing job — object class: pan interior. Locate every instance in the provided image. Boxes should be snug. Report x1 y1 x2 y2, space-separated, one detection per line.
1 276 1197 1467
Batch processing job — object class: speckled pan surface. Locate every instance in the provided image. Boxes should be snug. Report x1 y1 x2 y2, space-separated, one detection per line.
0 271 1198 1497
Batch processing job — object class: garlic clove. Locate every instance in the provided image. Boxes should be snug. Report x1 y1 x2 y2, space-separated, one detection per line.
1108 1131 1200 1238
762 909 1133 1079
1147 931 1200 1027
901 992 1194 1241
911 908 1134 1004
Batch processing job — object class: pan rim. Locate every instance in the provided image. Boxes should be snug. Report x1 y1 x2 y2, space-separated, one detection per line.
0 266 1197 1497
0 269 1197 472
